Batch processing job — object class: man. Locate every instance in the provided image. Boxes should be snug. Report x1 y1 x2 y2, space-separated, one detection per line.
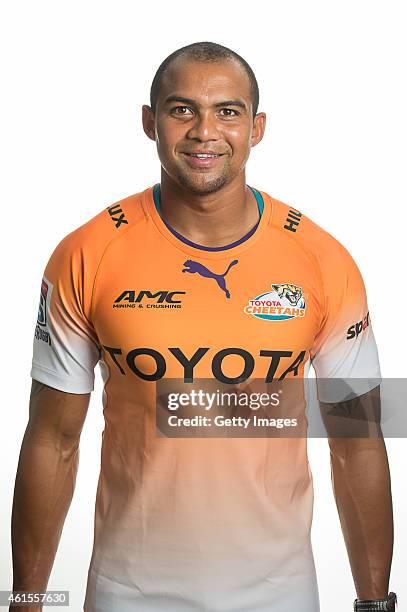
10 41 396 612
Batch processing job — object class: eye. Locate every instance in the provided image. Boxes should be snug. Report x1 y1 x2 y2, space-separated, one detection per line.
219 108 239 117
171 106 193 115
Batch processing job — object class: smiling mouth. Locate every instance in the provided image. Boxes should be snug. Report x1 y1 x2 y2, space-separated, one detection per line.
179 152 227 170
183 153 224 158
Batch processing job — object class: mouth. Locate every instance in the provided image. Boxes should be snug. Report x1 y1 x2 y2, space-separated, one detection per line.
181 152 226 169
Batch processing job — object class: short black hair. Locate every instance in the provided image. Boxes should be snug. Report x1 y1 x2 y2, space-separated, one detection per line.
150 41 259 119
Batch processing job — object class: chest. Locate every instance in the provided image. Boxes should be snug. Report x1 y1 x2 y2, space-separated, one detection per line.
92 235 322 382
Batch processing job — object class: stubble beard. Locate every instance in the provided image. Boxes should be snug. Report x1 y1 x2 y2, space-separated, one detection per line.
175 164 231 196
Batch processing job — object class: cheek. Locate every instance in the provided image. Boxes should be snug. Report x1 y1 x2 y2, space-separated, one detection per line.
227 128 252 158
156 120 179 150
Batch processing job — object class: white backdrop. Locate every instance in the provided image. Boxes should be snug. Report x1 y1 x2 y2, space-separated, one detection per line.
0 1 405 610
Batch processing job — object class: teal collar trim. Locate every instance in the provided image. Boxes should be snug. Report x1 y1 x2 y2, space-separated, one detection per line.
152 183 264 216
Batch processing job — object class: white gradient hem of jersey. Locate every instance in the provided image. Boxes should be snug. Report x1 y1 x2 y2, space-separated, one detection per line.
30 362 94 394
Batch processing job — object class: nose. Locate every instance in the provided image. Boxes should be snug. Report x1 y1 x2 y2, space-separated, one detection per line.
186 110 221 142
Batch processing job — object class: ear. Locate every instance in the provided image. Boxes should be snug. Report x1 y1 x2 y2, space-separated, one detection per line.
251 112 267 148
142 105 156 141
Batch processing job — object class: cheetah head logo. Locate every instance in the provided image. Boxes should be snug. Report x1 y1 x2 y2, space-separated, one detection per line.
272 283 303 306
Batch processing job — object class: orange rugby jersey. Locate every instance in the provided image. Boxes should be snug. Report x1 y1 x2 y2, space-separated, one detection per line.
30 184 381 612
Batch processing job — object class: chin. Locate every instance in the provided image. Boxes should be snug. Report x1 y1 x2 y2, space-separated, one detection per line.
177 173 229 195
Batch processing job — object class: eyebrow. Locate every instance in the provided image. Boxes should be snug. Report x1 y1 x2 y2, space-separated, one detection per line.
164 95 247 110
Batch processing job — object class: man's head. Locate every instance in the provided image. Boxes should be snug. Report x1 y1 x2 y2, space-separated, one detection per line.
142 41 266 195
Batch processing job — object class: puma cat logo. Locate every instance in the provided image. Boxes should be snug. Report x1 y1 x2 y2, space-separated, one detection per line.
182 259 238 299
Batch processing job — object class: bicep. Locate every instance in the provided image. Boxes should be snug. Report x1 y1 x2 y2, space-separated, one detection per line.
27 378 90 442
320 386 382 450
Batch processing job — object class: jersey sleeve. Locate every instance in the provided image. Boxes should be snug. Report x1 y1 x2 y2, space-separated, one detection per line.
310 237 381 403
30 229 101 394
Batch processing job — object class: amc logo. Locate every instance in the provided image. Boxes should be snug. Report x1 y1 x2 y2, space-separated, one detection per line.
114 290 186 305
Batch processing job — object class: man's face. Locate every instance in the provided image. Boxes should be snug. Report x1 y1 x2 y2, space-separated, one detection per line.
143 58 265 195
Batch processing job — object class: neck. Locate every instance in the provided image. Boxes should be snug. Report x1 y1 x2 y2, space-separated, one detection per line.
158 173 260 249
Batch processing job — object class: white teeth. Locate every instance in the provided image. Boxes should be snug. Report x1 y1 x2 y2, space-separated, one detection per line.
189 153 219 158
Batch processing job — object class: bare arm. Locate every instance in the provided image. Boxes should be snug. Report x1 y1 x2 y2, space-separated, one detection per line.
321 386 394 599
10 379 90 610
